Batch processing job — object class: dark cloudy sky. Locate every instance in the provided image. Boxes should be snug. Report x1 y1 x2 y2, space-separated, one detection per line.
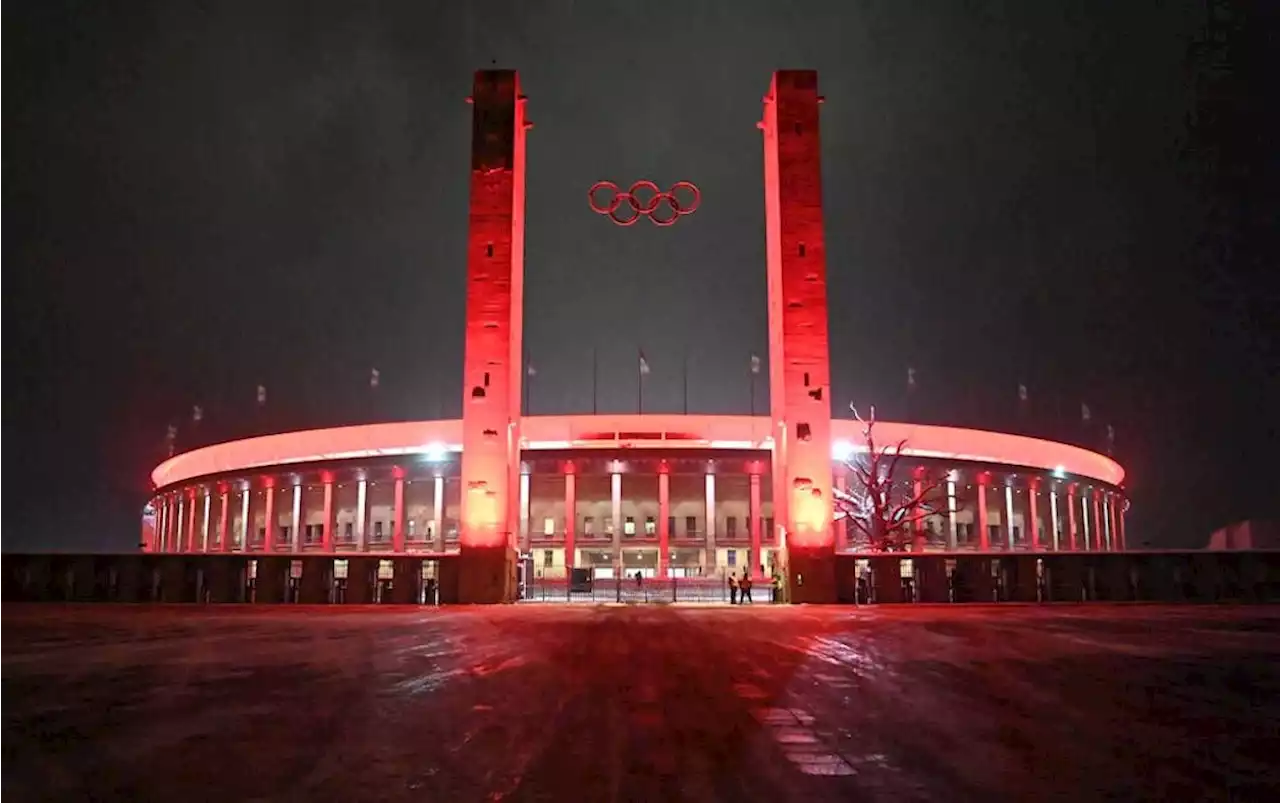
6 0 1277 551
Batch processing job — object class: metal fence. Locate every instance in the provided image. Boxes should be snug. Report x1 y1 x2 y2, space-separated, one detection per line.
523 576 778 603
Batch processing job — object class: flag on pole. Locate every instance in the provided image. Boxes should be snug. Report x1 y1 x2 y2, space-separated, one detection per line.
370 368 380 390
1018 383 1028 402
639 351 650 375
907 366 917 391
1081 402 1091 423
256 385 267 406
191 405 203 424
750 354 761 375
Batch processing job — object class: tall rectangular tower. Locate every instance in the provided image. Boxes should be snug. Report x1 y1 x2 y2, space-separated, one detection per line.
457 70 528 602
760 70 836 602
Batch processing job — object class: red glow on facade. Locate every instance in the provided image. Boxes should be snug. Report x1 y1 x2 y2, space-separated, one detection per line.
762 70 834 551
459 70 527 550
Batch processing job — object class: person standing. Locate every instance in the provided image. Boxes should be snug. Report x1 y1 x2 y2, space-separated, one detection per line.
740 570 753 604
729 573 739 605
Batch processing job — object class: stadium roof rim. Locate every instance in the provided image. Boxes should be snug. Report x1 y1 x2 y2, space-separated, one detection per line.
151 414 1125 490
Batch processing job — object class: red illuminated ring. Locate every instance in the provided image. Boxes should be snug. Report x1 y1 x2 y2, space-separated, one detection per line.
588 180 702 226
588 181 623 214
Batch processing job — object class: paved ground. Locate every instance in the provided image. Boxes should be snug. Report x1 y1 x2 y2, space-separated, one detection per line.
4 604 1279 802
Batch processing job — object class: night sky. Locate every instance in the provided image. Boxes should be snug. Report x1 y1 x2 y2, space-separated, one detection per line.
6 1 1277 552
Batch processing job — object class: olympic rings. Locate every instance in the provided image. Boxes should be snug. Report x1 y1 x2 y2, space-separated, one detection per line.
588 180 701 227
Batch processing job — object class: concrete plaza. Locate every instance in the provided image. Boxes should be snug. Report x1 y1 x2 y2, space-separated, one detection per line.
4 604 1278 801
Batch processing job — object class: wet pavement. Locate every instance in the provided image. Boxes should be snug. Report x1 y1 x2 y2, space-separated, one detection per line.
4 604 1279 802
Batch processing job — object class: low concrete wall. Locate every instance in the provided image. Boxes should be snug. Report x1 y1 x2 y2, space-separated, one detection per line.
4 551 1279 604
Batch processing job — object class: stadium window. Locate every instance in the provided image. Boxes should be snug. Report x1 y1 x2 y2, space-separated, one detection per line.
644 516 656 535
374 521 384 541
668 516 676 537
543 517 555 535
624 516 635 536
727 549 737 566
764 517 774 538
726 516 738 537
542 549 553 568
408 520 416 536
258 527 266 543
604 516 614 535
344 522 353 540
280 525 290 543
685 516 697 535
583 516 595 536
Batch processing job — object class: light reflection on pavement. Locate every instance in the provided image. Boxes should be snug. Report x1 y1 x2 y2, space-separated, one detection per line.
4 604 1279 802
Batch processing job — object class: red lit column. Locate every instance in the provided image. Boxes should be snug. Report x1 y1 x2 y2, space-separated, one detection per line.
290 484 302 552
321 474 334 552
159 497 170 552
658 464 671 578
1066 484 1079 551
834 468 848 552
703 471 716 572
749 466 763 579
355 478 368 552
912 468 926 552
458 69 528 589
186 489 198 552
519 469 531 553
1093 491 1103 551
612 468 623 574
1027 478 1041 551
262 479 276 552
1115 497 1126 551
432 476 445 552
977 473 991 550
218 487 230 553
201 491 212 552
392 468 406 554
563 465 576 572
760 71 835 600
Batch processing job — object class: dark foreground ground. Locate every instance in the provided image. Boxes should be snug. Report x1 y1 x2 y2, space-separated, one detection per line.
4 605 1279 802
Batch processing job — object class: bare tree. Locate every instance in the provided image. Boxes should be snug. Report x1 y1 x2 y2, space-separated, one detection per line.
834 404 950 552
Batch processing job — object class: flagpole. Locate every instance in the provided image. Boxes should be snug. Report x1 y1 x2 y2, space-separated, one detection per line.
683 351 689 415
638 348 643 415
591 348 598 415
523 350 529 415
748 352 754 417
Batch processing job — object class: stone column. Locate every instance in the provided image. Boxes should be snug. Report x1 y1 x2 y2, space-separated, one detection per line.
1115 497 1126 551
262 480 276 552
1003 485 1015 550
658 464 671 578
611 468 623 573
392 471 406 553
239 488 251 552
1079 491 1091 550
186 490 198 552
834 467 848 552
202 491 212 552
704 471 717 572
1026 479 1040 551
218 489 231 553
288 484 300 552
564 466 576 571
159 496 169 552
355 478 368 552
321 476 334 551
1093 491 1103 551
1067 484 1079 551
912 468 926 552
946 474 958 550
749 468 763 578
1049 488 1060 551
433 475 445 552
518 470 531 554
977 474 990 550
